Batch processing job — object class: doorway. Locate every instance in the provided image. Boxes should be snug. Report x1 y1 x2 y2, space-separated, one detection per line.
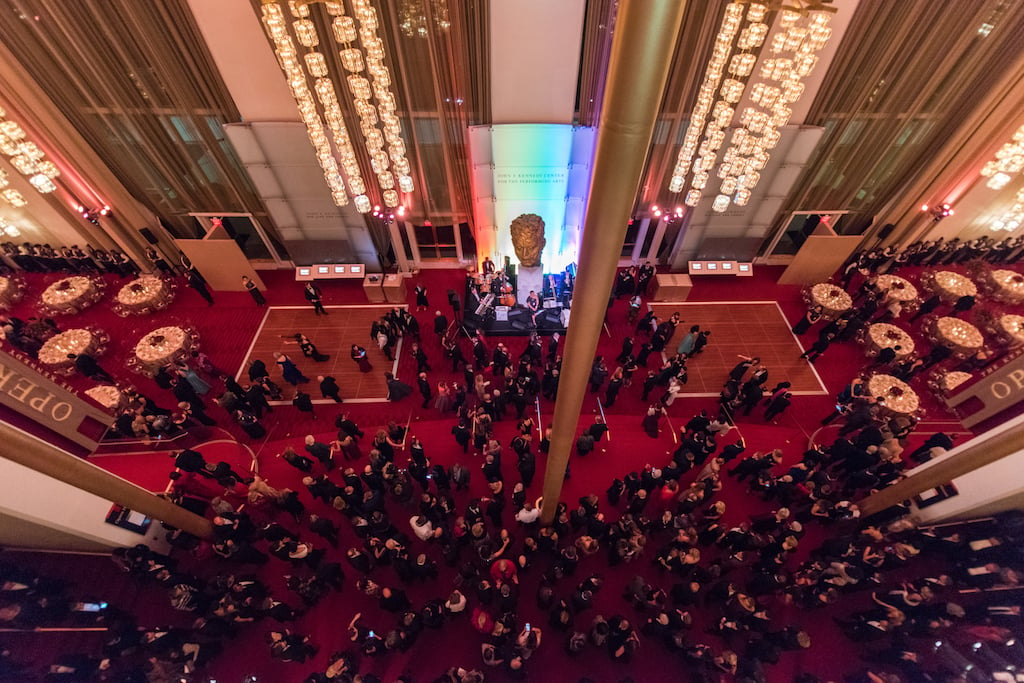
190 213 290 267
403 221 475 265
759 211 852 260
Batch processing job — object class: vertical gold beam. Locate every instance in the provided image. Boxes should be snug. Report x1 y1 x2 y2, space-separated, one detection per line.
0 423 214 540
540 0 687 525
857 427 1021 518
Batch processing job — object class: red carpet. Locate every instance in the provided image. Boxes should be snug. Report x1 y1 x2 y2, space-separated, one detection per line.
3 261 1020 681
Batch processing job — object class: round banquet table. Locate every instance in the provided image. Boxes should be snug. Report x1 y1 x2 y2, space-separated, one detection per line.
809 283 853 318
873 274 918 302
937 370 972 395
0 275 22 309
982 269 1024 304
40 276 101 314
133 326 190 375
865 323 915 359
84 385 125 412
995 314 1024 348
37 329 101 370
115 276 174 316
868 374 920 415
920 270 978 304
929 316 984 357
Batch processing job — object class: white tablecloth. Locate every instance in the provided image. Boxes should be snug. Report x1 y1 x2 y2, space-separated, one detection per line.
133 326 188 372
932 316 984 355
84 385 124 411
809 283 853 317
41 276 97 313
987 270 1024 304
874 275 918 302
866 323 915 359
116 276 171 314
922 270 977 304
998 314 1024 347
37 329 97 366
868 374 920 415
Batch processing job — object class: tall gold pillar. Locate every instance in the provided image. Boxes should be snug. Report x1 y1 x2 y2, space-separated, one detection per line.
539 0 687 525
857 427 1020 518
0 423 214 540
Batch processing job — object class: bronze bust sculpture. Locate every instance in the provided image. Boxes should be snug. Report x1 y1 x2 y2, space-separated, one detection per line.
509 213 546 268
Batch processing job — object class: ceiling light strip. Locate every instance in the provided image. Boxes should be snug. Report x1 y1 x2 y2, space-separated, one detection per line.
350 0 413 206
262 1 357 208
668 2 747 201
981 124 1024 191
0 106 62 206
991 183 1024 232
714 4 831 211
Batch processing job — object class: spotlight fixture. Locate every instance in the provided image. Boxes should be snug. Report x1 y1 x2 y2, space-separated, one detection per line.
651 204 662 218
371 205 396 224
77 204 112 225
922 203 953 221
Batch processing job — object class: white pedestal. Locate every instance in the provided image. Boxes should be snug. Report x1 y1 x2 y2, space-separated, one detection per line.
517 266 544 305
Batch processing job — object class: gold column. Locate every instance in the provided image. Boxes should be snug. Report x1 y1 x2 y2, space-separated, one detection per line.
0 423 214 540
857 427 1021 518
539 0 687 525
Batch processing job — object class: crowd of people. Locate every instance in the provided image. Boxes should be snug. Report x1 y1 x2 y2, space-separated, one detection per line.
28 378 1020 681
3 237 1022 681
1 241 142 277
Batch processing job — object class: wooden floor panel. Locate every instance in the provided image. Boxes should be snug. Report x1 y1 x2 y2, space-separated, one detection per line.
649 302 826 394
237 305 404 402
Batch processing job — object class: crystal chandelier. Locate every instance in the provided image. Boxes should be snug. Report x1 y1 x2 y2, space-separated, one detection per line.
261 0 415 212
0 107 61 208
980 123 1024 191
668 2 833 212
990 185 1024 232
398 0 450 39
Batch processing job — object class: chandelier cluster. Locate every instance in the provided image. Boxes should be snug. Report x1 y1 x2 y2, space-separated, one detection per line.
261 0 414 213
0 107 62 208
669 2 833 213
980 123 1024 191
398 0 450 39
991 187 1024 232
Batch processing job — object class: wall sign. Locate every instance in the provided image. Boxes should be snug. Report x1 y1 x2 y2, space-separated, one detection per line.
0 350 111 450
946 347 1024 429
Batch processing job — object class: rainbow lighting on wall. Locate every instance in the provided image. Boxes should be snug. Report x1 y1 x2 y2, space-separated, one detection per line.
260 0 415 212
0 106 62 208
668 1 834 212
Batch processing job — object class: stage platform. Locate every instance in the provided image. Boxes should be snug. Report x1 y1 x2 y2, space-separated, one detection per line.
462 275 569 337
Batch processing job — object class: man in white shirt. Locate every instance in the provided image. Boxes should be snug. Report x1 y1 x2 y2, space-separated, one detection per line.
514 503 540 524
410 515 435 542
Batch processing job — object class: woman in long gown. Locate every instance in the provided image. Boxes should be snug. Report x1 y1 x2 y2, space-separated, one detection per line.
295 334 329 362
384 372 412 402
351 344 373 372
642 404 665 438
434 381 452 412
274 352 308 386
792 305 824 335
241 276 266 306
175 362 211 395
